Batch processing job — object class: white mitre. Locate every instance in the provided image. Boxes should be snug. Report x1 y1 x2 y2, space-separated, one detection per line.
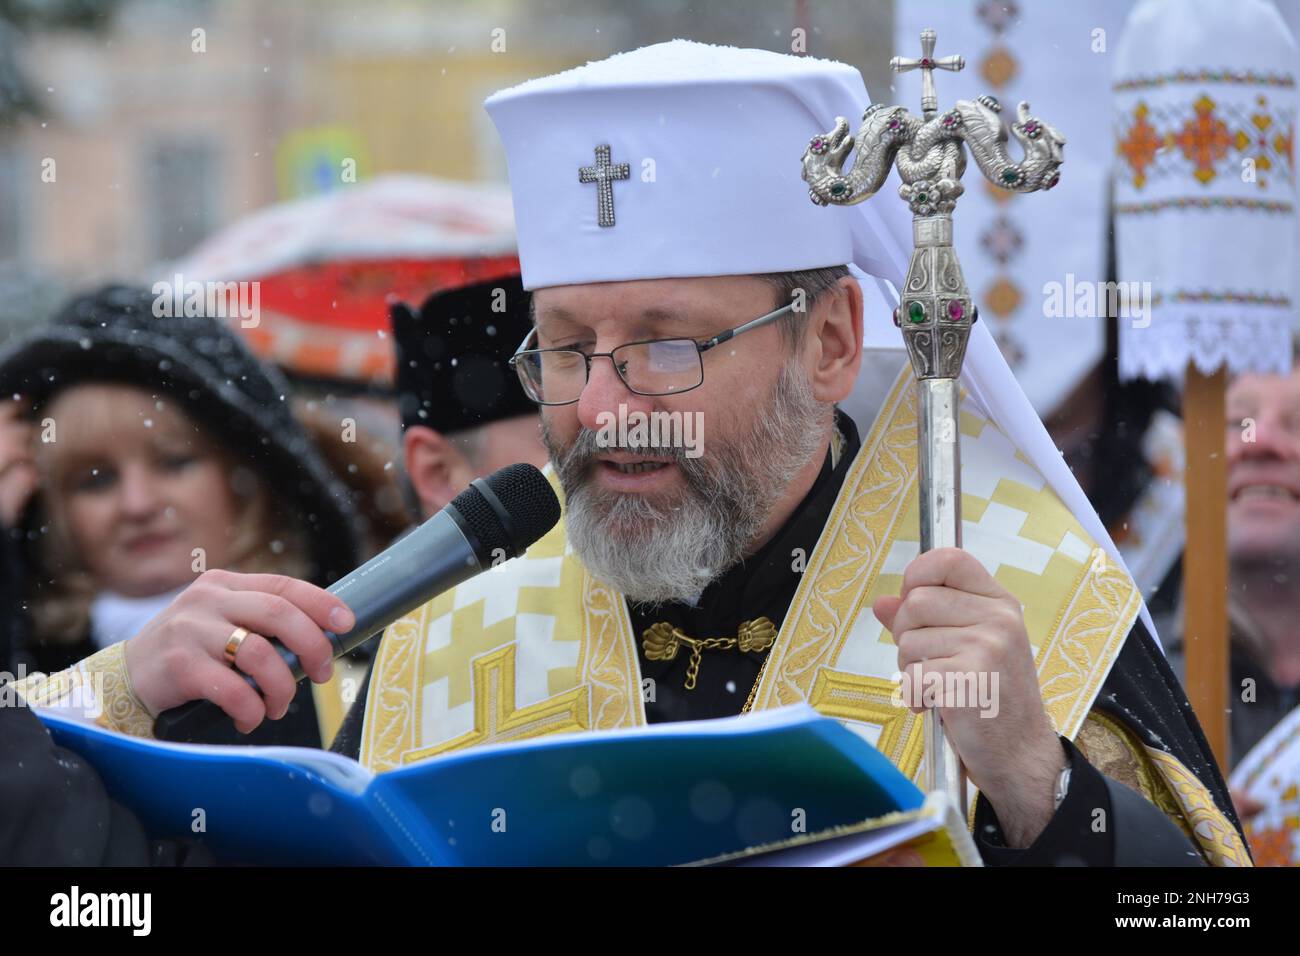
485 39 1154 637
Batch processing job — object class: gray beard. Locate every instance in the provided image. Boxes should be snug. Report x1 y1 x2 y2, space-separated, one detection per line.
543 362 831 607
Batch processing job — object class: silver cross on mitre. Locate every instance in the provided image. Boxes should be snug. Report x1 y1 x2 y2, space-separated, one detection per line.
799 28 1066 815
579 144 630 228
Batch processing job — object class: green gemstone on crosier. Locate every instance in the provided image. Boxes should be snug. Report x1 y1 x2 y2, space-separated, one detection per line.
1001 169 1020 184
830 182 847 196
907 301 925 323
916 192 928 203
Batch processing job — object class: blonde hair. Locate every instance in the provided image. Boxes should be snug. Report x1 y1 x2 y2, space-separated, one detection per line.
27 386 311 647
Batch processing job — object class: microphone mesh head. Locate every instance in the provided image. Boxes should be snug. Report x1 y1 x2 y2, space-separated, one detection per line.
450 463 561 559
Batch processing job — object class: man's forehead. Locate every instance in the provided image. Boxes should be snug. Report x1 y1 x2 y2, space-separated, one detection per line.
1229 368 1300 403
531 275 772 325
533 302 694 326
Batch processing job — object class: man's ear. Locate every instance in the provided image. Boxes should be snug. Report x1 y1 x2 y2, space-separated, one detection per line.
807 275 864 404
403 426 472 519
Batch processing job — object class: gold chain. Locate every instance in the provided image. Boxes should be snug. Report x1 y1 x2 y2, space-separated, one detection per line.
741 651 772 714
642 617 776 691
683 637 735 689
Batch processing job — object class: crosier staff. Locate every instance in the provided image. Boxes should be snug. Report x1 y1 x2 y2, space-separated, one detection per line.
800 28 1065 814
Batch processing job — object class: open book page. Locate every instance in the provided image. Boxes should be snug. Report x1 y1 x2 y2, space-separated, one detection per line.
692 792 981 867
37 708 375 795
370 703 925 866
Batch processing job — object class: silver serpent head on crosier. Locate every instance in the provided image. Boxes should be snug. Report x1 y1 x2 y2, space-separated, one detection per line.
800 28 1065 379
803 96 1064 214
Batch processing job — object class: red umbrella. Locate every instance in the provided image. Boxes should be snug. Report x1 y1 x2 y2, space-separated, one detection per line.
170 174 520 387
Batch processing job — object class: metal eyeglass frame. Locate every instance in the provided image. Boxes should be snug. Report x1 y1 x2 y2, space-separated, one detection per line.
507 301 798 406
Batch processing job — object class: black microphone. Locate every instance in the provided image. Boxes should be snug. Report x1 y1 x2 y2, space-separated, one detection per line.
153 463 561 743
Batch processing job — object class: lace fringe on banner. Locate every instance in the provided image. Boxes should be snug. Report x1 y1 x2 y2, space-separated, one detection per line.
1118 304 1295 383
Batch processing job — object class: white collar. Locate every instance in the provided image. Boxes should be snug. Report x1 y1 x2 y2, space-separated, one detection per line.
89 585 187 650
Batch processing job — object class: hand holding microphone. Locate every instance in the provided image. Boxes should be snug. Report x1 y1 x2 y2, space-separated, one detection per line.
124 571 355 735
132 464 561 742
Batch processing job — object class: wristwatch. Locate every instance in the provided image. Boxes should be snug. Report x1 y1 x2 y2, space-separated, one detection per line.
1053 759 1073 811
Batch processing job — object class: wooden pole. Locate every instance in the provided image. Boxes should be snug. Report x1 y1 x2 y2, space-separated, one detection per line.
1182 364 1229 769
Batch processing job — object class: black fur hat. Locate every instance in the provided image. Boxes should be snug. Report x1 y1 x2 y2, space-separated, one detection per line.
390 274 536 434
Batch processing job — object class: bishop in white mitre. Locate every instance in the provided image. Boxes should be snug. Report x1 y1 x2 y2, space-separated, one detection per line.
26 41 1250 867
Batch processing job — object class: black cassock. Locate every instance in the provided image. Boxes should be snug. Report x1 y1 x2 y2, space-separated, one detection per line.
336 411 1244 865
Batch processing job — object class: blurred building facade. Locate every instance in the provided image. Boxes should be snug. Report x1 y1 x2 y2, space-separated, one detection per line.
0 0 892 337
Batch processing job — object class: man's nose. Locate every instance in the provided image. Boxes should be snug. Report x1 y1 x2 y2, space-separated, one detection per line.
575 353 657 433
1230 407 1295 464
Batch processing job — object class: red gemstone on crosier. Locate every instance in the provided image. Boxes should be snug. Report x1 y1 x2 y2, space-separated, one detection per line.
947 300 965 321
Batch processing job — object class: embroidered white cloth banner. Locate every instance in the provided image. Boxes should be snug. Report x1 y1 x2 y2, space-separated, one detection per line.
1113 0 1298 381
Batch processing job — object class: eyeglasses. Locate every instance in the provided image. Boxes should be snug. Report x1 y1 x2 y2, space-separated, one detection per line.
508 302 797 406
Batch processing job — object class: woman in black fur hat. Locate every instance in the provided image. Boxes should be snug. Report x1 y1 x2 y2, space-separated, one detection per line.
0 284 363 748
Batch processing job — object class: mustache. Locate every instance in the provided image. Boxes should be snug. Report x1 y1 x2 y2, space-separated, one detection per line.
545 423 727 517
549 426 695 471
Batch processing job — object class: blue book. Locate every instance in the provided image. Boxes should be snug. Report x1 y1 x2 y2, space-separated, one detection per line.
37 704 926 866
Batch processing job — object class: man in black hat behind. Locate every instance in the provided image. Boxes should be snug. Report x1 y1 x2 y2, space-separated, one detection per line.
390 274 547 522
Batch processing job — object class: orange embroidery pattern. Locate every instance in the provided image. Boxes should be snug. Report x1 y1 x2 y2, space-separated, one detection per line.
1173 95 1233 184
1118 103 1163 188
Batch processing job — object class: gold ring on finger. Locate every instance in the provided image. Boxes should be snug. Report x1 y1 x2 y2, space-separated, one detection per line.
224 627 252 666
